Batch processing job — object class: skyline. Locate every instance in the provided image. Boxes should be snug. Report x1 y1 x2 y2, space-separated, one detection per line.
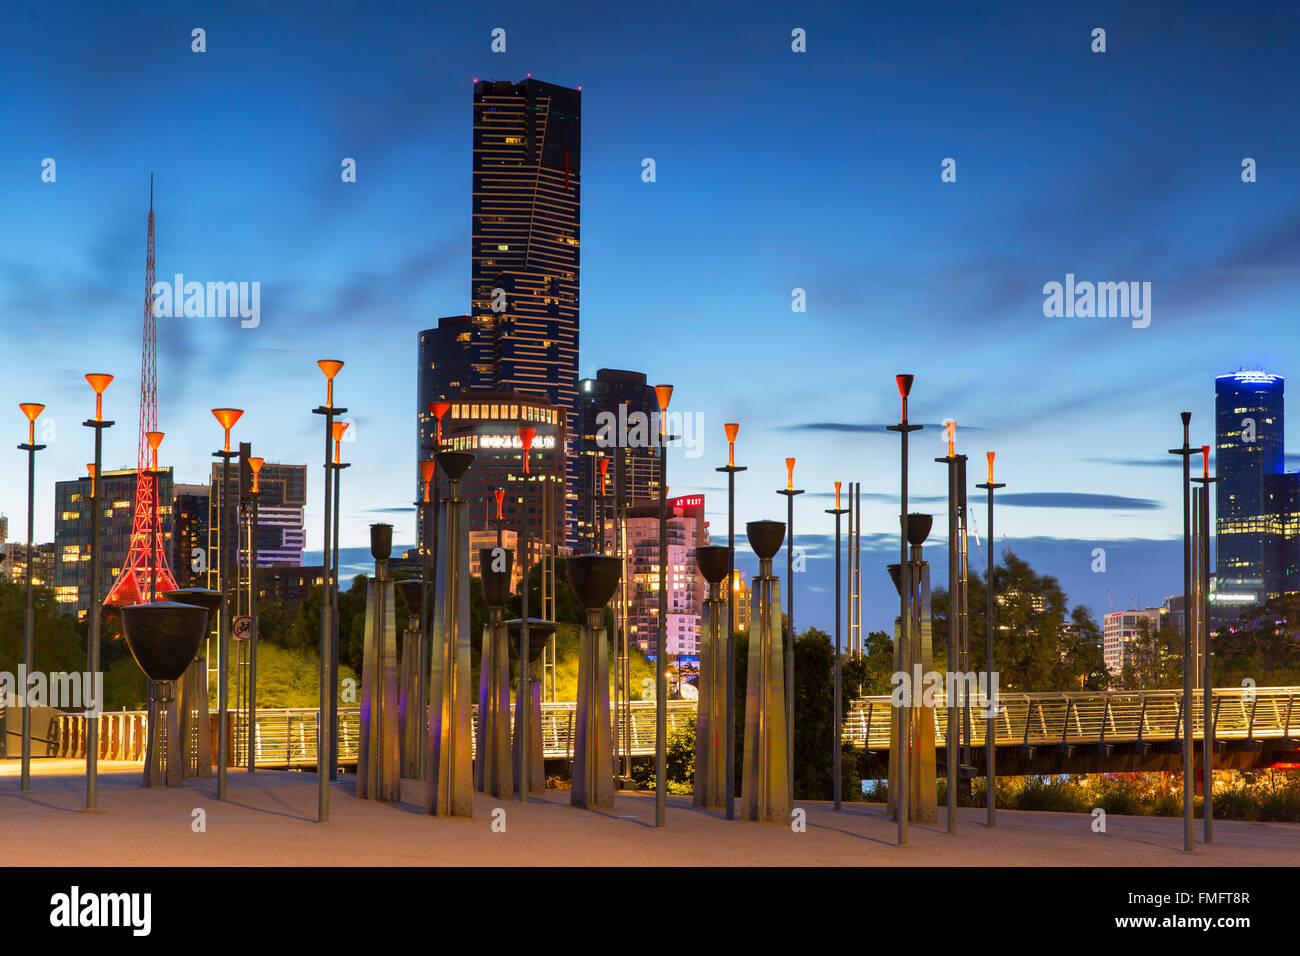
3 1 1299 633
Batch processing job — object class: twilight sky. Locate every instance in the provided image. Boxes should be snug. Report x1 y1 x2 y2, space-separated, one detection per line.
1 0 1298 634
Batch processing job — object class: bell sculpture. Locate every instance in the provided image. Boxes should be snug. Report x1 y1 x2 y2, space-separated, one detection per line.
162 587 221 778
425 451 475 816
741 520 791 822
395 579 425 780
357 523 401 801
119 600 210 788
566 554 622 809
887 513 938 824
693 545 732 809
476 546 514 798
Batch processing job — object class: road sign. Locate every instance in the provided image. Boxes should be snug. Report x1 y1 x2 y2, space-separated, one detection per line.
232 615 252 641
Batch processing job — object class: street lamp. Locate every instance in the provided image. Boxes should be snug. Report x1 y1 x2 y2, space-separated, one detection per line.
777 457 803 806
1192 445 1217 844
311 359 344 823
211 407 243 800
328 419 350 783
246 456 264 774
17 401 46 793
1168 412 1196 853
654 383 673 828
83 374 114 810
886 374 922 846
517 424 536 803
975 451 1004 828
715 421 745 820
826 481 848 810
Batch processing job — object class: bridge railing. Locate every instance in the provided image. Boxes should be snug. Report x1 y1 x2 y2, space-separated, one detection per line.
844 686 1300 750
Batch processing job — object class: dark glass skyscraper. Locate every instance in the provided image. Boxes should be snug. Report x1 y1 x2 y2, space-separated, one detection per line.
1214 370 1292 609
576 368 664 549
420 77 582 546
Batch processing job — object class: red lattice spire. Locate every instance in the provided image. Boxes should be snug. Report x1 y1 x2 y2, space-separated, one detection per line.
105 177 177 607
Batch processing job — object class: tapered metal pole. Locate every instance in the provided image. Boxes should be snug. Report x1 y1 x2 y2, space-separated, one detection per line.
1169 413 1194 852
310 394 340 822
85 417 108 809
518 448 531 804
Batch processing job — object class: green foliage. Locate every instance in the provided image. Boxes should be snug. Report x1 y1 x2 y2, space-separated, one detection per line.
1113 618 1183 690
931 551 1109 692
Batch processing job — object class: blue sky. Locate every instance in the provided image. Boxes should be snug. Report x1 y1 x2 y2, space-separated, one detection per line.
2 0 1298 633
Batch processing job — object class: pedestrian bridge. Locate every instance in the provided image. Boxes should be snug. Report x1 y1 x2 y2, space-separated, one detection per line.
38 686 1300 774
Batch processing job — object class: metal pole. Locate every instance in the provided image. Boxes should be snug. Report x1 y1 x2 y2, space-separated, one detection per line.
1198 463 1214 843
84 409 110 810
717 426 744 820
1169 412 1194 852
519 458 531 804
942 451 958 833
330 460 343 781
316 405 334 821
20 443 38 791
248 489 259 773
655 433 668 827
778 464 802 807
217 452 233 799
830 498 844 809
887 376 921 845
976 454 1003 828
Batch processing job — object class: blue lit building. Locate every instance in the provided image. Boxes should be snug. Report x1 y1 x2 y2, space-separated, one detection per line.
1213 371 1295 611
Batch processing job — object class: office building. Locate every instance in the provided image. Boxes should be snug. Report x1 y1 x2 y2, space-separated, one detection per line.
53 467 174 620
208 461 307 575
1213 371 1293 611
172 483 210 590
420 77 582 547
575 369 664 550
1102 607 1167 674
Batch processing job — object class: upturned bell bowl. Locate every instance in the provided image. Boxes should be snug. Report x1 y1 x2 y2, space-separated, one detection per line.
746 520 786 561
565 554 623 610
694 545 732 585
120 600 210 682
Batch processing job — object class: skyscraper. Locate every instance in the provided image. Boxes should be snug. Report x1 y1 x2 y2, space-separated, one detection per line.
1214 370 1295 610
576 369 664 549
420 78 582 546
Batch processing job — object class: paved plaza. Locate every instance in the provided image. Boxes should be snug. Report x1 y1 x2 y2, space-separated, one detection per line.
2 759 1297 866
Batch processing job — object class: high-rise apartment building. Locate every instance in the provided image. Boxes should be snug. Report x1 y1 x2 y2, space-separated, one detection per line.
208 461 307 573
171 483 210 590
1102 607 1168 673
616 496 709 659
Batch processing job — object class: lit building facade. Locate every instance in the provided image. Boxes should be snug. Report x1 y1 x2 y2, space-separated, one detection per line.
420 77 582 547
430 392 567 570
172 483 210 590
53 467 174 620
208 461 307 574
1102 607 1167 674
576 368 664 551
616 496 709 658
1214 371 1293 611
